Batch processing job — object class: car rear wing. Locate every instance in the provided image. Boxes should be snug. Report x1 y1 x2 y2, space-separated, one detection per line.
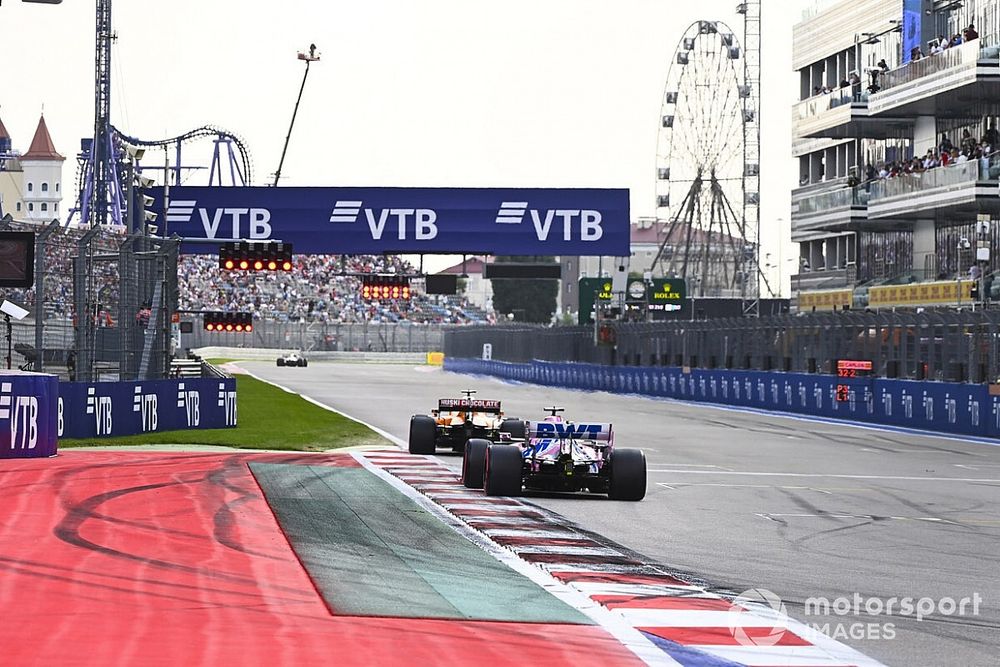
438 398 502 413
527 422 613 442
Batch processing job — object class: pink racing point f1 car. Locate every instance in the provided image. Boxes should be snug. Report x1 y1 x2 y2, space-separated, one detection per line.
461 407 646 501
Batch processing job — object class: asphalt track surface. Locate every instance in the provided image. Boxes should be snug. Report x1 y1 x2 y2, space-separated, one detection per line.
244 360 1000 667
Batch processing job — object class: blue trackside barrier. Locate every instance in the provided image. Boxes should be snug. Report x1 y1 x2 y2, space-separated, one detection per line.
444 358 999 439
59 377 238 439
0 372 60 459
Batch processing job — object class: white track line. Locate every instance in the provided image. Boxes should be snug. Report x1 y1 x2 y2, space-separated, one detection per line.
647 469 1000 483
511 545 627 557
483 528 586 539
615 608 783 628
567 582 702 597
353 452 676 666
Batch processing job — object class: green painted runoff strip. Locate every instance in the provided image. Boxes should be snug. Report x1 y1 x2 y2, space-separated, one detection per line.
250 462 590 623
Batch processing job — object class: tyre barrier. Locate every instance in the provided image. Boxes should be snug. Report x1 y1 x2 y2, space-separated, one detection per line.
445 357 1000 439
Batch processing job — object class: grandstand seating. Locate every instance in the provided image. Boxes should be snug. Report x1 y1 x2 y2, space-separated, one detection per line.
1 221 491 324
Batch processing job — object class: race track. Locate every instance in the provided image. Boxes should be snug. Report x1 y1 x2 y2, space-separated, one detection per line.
243 361 1000 667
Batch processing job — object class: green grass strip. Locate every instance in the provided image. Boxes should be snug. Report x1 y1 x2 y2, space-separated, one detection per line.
60 374 389 451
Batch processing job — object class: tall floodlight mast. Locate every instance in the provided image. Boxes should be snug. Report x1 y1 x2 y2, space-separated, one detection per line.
79 0 124 227
273 44 320 186
738 0 763 316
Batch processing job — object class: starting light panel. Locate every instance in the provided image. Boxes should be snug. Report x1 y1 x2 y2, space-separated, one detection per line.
219 241 293 272
203 311 253 333
361 275 411 300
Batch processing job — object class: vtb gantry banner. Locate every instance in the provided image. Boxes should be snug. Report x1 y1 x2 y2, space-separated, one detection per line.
149 186 630 256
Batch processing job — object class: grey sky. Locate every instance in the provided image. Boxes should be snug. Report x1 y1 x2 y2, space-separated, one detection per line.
2 0 802 290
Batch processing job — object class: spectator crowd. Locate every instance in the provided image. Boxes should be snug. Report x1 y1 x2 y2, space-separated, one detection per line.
861 125 999 184
806 23 980 99
907 23 978 63
178 253 490 325
2 222 120 320
0 220 490 325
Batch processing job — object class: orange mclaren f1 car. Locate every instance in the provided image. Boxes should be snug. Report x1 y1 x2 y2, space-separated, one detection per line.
408 390 525 454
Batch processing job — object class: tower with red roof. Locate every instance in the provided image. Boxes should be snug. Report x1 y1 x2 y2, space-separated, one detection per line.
20 115 65 221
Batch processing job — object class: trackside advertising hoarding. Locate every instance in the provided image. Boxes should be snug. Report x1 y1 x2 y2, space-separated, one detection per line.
0 372 58 459
149 186 630 256
59 378 237 439
445 358 1000 439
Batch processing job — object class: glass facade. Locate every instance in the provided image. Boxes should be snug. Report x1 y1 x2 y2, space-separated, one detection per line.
857 230 914 282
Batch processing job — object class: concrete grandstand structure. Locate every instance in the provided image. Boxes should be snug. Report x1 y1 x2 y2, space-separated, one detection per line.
792 0 1000 310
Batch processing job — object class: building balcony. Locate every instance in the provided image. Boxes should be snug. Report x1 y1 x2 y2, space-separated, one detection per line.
792 88 913 140
868 40 1000 116
792 267 855 292
791 180 868 241
867 156 1000 220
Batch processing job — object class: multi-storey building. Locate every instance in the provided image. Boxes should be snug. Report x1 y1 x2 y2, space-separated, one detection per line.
791 0 1000 309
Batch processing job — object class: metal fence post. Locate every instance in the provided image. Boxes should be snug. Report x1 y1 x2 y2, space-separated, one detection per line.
72 227 102 383
117 236 137 380
33 221 60 372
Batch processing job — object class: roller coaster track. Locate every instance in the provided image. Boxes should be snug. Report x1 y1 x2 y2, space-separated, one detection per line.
111 125 254 186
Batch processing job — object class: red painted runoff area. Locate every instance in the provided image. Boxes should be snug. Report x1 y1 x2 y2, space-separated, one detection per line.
0 451 640 666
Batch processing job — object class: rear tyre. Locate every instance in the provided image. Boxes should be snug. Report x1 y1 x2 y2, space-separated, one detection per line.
299 359 308 367
484 445 523 496
408 415 438 455
277 359 285 367
462 438 489 489
608 448 646 501
499 418 526 440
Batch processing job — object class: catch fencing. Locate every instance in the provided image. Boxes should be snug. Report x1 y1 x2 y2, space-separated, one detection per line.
183 319 451 353
443 310 1000 383
0 221 178 382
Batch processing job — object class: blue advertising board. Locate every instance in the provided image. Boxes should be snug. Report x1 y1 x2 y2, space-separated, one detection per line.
445 357 1000 440
149 186 630 256
59 377 237 439
902 0 924 64
0 371 59 459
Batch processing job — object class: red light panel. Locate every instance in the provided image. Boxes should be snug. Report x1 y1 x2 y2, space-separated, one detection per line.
254 261 264 271
282 261 292 271
224 260 234 270
206 323 215 331
239 260 249 270
268 261 277 270
226 324 234 331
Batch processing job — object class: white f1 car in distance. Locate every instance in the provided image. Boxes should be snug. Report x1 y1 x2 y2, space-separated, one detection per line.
276 352 308 367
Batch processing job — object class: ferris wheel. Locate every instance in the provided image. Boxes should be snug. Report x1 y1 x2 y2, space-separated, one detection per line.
653 19 761 299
